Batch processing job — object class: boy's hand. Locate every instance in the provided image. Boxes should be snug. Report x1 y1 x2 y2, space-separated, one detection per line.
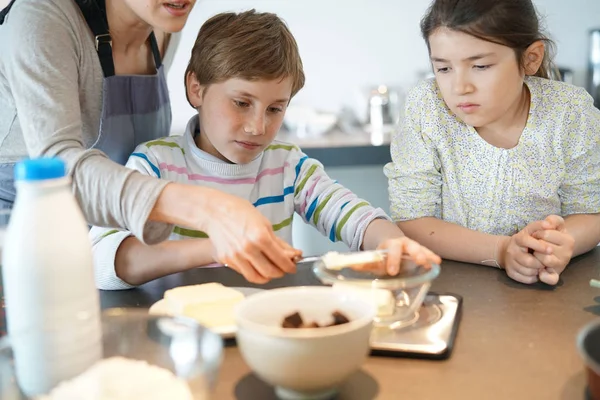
500 220 552 284
377 237 441 275
531 215 574 285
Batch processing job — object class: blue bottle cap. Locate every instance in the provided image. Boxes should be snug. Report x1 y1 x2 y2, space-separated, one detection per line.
14 158 66 181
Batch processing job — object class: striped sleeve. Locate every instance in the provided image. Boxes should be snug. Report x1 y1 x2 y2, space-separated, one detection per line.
89 146 162 290
291 149 390 251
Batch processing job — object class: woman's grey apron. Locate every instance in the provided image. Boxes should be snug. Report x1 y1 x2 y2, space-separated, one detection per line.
0 0 171 208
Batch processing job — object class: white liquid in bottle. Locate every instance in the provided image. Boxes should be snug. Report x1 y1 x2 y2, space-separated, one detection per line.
2 158 102 396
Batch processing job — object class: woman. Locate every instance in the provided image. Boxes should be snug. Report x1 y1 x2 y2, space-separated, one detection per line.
0 0 298 277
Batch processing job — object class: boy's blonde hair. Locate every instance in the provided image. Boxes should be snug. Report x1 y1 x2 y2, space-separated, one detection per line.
185 9 305 107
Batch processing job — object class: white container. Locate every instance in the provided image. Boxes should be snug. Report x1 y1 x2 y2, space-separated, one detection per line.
1 158 102 397
235 287 375 399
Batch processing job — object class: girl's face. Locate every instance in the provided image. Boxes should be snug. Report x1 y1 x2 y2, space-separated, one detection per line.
122 0 196 33
428 28 541 132
187 76 293 165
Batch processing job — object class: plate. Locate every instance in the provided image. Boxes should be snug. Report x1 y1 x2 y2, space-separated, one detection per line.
148 286 264 339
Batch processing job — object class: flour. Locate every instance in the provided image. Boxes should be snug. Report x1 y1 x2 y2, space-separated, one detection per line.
35 357 194 400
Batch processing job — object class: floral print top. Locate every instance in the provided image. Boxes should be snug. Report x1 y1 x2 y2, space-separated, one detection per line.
384 76 600 235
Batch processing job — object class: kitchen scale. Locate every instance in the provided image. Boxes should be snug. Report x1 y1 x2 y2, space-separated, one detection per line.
369 292 462 359
311 253 462 360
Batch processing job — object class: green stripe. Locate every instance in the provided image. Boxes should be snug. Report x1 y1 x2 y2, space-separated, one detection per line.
174 218 293 239
272 216 293 232
335 201 369 241
173 227 208 238
266 144 298 152
313 188 342 225
295 164 318 196
145 140 185 155
99 229 119 239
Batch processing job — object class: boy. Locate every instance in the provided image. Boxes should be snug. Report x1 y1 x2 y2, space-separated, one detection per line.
90 10 440 290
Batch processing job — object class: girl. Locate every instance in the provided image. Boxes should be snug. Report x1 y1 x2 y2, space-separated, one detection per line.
385 0 600 285
90 10 440 289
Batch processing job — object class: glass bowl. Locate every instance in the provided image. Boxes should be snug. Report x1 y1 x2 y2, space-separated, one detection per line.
0 308 223 400
313 254 440 329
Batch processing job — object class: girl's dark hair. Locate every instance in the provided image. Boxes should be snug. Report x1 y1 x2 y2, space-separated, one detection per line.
420 0 557 79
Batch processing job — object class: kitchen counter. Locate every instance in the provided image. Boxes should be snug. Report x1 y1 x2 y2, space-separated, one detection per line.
275 128 392 167
91 248 600 400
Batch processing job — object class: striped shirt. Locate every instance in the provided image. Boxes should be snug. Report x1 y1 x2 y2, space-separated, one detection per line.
90 116 389 290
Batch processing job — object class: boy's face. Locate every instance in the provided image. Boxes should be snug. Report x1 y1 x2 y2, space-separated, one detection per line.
190 77 293 164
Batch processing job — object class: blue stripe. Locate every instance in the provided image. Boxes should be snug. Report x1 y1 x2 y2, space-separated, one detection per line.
329 220 337 242
253 185 294 207
328 201 350 242
305 197 319 221
131 153 161 178
293 156 308 187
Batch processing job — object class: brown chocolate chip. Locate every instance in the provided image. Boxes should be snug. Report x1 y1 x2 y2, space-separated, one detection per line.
282 310 351 329
282 312 304 328
331 310 350 325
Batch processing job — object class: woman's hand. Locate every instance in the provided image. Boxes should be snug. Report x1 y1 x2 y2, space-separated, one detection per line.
152 184 302 284
202 192 301 284
221 235 302 284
